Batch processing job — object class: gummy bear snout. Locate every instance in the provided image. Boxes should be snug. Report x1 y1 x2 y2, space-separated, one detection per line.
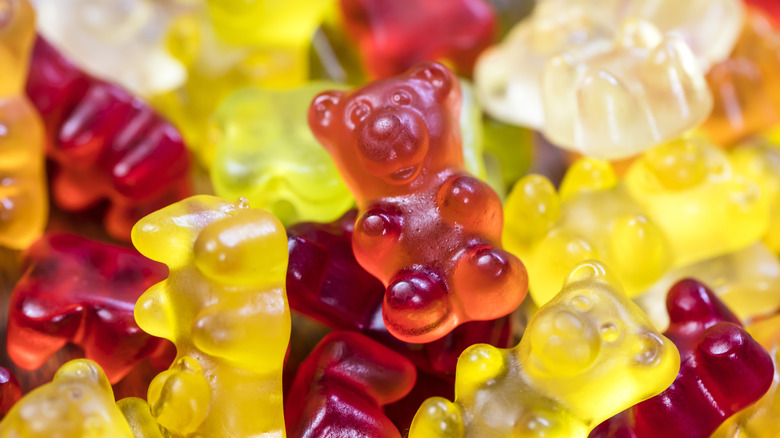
357 108 430 184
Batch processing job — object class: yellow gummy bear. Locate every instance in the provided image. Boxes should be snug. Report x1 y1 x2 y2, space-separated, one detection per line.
0 0 48 250
131 195 290 437
210 82 353 225
504 137 768 307
409 261 680 438
153 1 332 166
0 359 133 437
714 313 780 437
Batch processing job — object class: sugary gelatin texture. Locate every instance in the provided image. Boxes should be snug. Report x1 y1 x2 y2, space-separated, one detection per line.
7 233 171 384
339 0 497 78
730 137 780 254
0 359 134 437
25 36 192 242
542 20 712 160
287 211 513 377
714 313 780 437
29 0 187 96
636 243 780 330
211 82 353 226
0 368 21 415
700 8 780 146
475 0 739 134
154 1 330 166
408 261 680 438
131 195 290 437
309 62 528 343
592 279 774 438
0 0 47 250
504 138 767 306
285 331 417 438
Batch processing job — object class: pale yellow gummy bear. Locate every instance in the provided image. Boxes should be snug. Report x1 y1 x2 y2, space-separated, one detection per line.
504 137 769 307
542 20 712 159
714 313 780 438
130 195 290 437
409 261 680 438
0 359 134 437
30 0 188 96
0 0 48 250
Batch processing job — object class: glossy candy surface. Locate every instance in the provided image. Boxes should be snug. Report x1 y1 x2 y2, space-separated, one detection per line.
287 210 513 377
211 82 353 226
0 359 133 437
592 279 774 438
309 62 528 343
286 331 417 438
339 0 497 78
131 195 290 437
7 233 170 384
25 37 192 242
0 368 21 416
408 261 681 438
0 0 47 250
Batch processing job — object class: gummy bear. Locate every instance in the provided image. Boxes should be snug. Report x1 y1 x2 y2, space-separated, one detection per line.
287 210 513 377
408 261 680 438
339 0 497 78
0 368 21 416
700 8 780 146
713 313 780 438
7 233 171 384
131 195 290 437
25 36 192 242
0 0 47 250
636 242 780 330
504 137 769 307
211 82 354 226
0 359 134 437
591 279 774 438
309 62 528 343
29 0 187 96
541 20 712 159
285 331 417 438
730 137 780 254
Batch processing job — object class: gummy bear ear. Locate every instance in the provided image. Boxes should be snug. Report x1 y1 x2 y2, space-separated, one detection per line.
309 90 345 146
408 62 454 101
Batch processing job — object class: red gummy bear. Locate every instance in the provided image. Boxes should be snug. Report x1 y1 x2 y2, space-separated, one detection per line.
6 233 173 384
746 0 780 23
340 0 497 78
591 279 775 438
308 62 527 343
287 210 512 376
25 36 191 241
285 331 417 438
0 368 21 415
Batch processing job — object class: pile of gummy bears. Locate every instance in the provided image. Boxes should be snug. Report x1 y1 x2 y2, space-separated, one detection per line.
1 0 780 436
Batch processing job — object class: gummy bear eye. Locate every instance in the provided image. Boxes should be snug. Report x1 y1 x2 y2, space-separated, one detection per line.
348 101 372 128
391 90 412 106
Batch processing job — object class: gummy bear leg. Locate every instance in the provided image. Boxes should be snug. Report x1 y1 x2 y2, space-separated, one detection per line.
383 268 456 343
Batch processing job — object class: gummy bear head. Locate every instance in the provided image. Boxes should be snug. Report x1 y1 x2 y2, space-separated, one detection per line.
309 62 462 202
523 261 679 417
0 359 132 437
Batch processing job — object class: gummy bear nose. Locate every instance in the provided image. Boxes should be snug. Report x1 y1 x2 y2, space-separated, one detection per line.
357 109 429 179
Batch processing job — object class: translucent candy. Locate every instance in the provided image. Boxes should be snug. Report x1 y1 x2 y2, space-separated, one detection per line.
131 195 290 437
0 0 47 250
0 359 134 437
30 0 187 96
408 261 680 438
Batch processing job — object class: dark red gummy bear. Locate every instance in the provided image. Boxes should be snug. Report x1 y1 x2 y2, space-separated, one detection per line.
0 367 21 416
286 209 512 377
339 0 497 78
25 36 191 241
285 331 416 438
309 62 527 343
590 278 775 438
6 233 173 384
